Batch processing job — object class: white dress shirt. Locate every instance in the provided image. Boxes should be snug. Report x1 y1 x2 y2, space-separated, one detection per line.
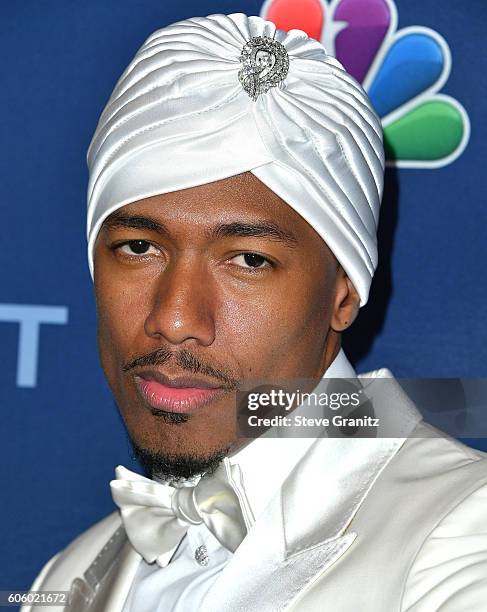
122 349 356 612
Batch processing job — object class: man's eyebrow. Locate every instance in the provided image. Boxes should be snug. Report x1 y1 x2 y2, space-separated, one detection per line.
102 213 170 236
102 214 299 247
210 222 298 247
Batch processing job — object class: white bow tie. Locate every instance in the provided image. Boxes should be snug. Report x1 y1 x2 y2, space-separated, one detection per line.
110 464 248 567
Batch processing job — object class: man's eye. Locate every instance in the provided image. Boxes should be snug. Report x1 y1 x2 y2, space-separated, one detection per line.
230 253 270 269
118 240 158 256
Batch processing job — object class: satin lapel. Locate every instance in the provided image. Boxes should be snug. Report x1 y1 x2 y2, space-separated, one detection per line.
199 471 358 612
284 371 422 560
201 373 422 612
67 526 141 612
90 542 141 612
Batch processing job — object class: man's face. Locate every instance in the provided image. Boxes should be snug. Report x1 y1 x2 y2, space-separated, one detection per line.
94 172 342 477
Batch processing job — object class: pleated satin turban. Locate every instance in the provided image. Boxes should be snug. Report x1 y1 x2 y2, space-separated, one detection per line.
86 12 385 306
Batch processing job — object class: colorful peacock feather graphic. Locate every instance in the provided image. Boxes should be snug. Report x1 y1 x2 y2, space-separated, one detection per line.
260 0 470 168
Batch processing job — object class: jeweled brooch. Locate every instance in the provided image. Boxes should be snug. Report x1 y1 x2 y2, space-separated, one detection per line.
194 544 209 566
238 35 289 101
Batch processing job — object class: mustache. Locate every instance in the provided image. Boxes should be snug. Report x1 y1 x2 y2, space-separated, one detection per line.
122 347 239 390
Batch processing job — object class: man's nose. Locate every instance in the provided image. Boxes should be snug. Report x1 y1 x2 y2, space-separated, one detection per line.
144 255 216 347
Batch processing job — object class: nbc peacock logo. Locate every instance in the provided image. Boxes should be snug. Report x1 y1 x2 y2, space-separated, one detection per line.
260 0 470 169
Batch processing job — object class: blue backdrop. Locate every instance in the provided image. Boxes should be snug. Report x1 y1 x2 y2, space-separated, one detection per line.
1 0 486 592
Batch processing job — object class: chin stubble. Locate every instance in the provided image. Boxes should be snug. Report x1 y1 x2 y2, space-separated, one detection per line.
129 436 232 482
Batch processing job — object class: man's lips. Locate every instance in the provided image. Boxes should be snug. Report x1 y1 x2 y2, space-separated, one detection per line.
133 369 227 414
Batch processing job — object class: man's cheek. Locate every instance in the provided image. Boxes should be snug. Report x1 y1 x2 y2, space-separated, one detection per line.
97 302 134 374
221 302 301 363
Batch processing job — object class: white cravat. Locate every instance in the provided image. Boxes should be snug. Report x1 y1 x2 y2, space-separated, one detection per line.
122 349 357 612
111 463 248 567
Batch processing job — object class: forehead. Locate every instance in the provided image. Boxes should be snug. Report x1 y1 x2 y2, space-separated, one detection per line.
103 171 311 233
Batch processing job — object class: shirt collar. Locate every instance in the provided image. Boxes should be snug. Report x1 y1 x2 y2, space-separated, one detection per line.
224 348 357 523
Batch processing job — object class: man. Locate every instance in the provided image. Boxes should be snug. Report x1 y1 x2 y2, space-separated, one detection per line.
24 11 487 612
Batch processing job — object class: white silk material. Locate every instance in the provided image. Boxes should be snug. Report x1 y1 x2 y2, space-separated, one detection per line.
110 463 247 566
22 359 487 611
86 12 385 305
120 349 356 612
400 484 487 611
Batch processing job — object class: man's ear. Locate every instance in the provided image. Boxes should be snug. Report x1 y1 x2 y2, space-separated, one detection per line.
330 266 361 332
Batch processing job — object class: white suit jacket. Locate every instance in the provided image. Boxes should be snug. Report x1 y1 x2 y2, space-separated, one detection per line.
23 369 487 611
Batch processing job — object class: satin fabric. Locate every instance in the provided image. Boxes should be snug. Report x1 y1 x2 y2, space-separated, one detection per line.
110 463 247 566
119 348 359 612
86 12 385 305
21 368 487 611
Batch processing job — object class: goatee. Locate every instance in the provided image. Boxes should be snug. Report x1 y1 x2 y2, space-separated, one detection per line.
130 438 231 482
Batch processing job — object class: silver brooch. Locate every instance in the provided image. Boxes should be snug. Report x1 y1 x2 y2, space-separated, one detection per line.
194 544 209 566
238 35 289 101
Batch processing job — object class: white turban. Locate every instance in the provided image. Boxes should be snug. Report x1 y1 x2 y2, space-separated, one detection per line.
86 12 385 305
